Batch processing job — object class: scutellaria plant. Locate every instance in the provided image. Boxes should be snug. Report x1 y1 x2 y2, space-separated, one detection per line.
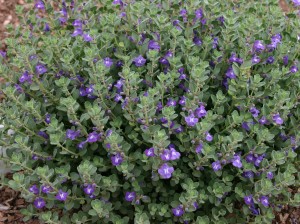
0 0 300 223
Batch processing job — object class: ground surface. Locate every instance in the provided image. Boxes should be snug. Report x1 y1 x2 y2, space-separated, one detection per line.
0 0 299 223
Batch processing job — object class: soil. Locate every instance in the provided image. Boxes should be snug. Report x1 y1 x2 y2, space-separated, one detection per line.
0 0 299 223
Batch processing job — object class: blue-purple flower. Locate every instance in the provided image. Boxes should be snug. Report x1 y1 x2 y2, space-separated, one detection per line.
35 0 45 10
34 197 46 209
283 55 288 66
252 40 265 53
267 171 274 179
41 185 53 194
66 129 81 140
166 98 177 107
249 106 260 117
193 36 202 46
252 55 261 64
83 33 93 42
55 189 68 201
272 113 283 125
29 185 39 195
212 161 222 171
231 155 243 168
225 66 236 79
87 132 101 143
125 191 136 202
185 114 198 127
144 147 155 157
19 71 32 83
133 55 146 67
290 65 298 73
148 40 160 50
83 184 96 195
158 163 174 179
35 64 47 75
71 28 83 37
195 105 207 118
244 195 254 205
266 56 275 64
111 153 123 166
205 132 213 142
172 205 185 217
103 57 113 68
195 143 203 154
259 195 269 207
292 0 300 6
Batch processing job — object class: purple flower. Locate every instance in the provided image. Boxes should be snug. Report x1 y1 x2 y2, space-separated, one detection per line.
195 8 203 19
87 132 100 143
283 55 289 66
125 191 136 202
205 132 213 142
83 184 96 195
178 96 186 106
79 86 87 96
55 190 68 201
114 79 124 89
0 51 6 58
193 36 202 46
245 153 255 163
38 131 49 139
29 185 39 195
229 53 239 63
267 171 274 179
71 28 83 37
148 40 160 51
292 0 300 6
111 153 123 166
83 33 93 42
259 116 269 125
244 195 254 205
272 113 283 125
266 56 275 64
250 205 260 215
185 114 198 127
242 171 254 178
33 197 46 209
212 161 222 171
195 105 207 118
232 155 243 168
271 34 282 45
160 149 171 161
19 71 32 83
144 147 155 157
159 57 170 65
165 50 173 58
212 37 219 49
218 16 225 24
35 64 47 75
252 55 261 64
180 9 187 17
44 23 50 32
172 205 185 217
66 129 81 140
72 19 82 27
195 143 203 154
254 155 264 167
113 0 123 4
193 201 199 210
114 94 122 102
170 148 181 160
290 65 298 73
166 98 177 107
41 185 53 194
103 57 113 68
250 106 260 117
35 0 45 10
259 195 269 207
252 40 265 53
225 66 236 79
242 122 251 131
133 55 146 67
158 163 174 179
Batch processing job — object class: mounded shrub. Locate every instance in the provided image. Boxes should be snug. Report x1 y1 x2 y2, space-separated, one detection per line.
0 0 300 223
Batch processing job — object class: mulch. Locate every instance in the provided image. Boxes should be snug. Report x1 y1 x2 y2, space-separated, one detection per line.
0 0 299 223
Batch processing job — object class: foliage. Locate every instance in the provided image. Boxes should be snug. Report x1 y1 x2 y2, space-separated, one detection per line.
0 0 300 223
